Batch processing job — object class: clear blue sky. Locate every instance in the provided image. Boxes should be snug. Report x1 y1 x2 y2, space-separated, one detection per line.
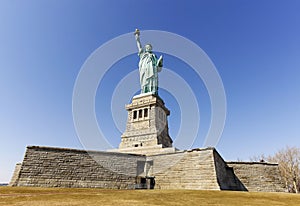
1 0 300 183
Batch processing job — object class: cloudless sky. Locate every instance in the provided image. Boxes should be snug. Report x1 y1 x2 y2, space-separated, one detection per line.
0 0 300 183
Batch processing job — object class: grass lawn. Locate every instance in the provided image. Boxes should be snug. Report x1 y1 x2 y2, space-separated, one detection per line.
1 187 300 206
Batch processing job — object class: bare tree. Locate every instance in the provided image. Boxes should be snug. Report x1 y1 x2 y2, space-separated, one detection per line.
267 146 300 193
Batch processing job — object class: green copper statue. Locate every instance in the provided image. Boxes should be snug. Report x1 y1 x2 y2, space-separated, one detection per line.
134 29 163 95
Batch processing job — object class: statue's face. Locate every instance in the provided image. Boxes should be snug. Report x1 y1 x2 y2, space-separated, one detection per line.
145 44 152 52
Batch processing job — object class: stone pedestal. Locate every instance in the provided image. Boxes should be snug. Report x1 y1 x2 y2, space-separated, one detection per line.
118 93 175 155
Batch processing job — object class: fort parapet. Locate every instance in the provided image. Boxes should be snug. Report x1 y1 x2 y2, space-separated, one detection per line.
10 146 285 192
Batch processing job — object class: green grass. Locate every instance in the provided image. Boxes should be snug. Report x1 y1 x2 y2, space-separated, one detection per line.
1 187 300 206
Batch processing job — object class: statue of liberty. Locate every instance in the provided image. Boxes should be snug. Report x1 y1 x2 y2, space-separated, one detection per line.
134 29 163 95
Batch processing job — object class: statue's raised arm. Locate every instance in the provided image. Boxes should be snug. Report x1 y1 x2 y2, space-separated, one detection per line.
134 29 163 95
134 29 143 54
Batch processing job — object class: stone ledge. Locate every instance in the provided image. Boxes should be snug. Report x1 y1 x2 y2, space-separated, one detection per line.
126 94 170 115
27 146 145 157
227 161 279 166
148 147 215 157
115 145 178 156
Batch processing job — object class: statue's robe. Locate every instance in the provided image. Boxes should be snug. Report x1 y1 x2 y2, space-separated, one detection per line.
138 50 160 94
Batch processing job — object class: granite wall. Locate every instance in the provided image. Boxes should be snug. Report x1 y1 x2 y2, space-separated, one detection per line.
227 162 285 192
149 148 220 190
149 148 247 190
8 163 21 186
213 149 247 191
12 146 146 189
10 146 285 192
